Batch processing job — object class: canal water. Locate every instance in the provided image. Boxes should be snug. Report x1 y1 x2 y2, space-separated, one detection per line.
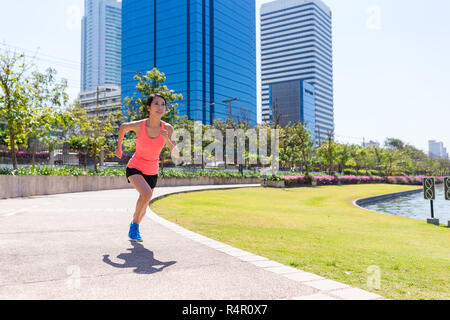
363 184 450 222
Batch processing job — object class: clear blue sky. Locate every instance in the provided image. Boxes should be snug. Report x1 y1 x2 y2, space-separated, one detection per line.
1 0 449 153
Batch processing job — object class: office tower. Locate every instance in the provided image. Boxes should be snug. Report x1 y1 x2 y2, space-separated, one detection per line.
270 80 316 139
121 0 257 126
261 0 334 142
429 140 449 159
81 0 122 92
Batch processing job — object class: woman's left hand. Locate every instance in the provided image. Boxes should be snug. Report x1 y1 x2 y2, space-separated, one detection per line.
161 129 169 140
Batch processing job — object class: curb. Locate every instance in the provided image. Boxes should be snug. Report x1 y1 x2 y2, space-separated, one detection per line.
353 188 423 213
147 184 386 300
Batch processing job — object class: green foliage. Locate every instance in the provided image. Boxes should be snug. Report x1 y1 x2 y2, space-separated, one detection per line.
0 51 30 168
279 121 314 175
357 169 367 176
343 168 357 175
262 174 284 181
122 68 183 123
0 165 260 179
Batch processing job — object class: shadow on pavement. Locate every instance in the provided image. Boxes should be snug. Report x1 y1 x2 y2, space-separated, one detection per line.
103 241 176 274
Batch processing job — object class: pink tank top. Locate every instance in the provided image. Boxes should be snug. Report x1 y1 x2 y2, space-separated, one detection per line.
127 119 166 175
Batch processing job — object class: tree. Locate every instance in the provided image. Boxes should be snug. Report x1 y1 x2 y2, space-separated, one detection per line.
26 67 68 167
385 137 405 150
371 145 386 176
68 102 122 171
317 130 337 175
0 50 31 169
281 121 314 175
280 125 300 171
123 68 183 123
335 143 351 174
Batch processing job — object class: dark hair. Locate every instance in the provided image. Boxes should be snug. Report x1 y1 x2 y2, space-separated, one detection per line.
146 93 166 107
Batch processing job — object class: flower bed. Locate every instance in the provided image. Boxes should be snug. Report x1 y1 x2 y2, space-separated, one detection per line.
314 175 339 185
385 176 444 185
0 150 49 160
339 175 362 184
284 175 312 187
281 175 445 188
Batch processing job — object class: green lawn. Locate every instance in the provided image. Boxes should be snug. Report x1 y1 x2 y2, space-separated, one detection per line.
150 184 450 300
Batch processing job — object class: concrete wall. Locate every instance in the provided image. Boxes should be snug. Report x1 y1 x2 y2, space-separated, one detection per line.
0 175 261 199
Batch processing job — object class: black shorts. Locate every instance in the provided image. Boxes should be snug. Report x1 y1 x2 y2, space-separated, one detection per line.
126 167 158 189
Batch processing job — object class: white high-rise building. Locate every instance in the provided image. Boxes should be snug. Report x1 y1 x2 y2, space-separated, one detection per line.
429 140 449 159
81 0 122 92
260 0 334 142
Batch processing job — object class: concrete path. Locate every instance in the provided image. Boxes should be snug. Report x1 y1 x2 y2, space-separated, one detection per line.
0 184 384 300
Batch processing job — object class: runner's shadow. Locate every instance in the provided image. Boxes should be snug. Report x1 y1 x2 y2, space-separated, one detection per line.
103 241 176 274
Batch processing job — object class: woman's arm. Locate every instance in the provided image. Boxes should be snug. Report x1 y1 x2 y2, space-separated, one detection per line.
115 122 137 158
161 124 179 159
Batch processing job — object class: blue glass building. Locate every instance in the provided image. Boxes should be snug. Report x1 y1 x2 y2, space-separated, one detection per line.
268 79 316 140
300 81 316 140
121 0 257 125
261 0 334 142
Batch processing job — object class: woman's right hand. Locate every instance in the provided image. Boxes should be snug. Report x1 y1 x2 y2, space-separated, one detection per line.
115 148 122 159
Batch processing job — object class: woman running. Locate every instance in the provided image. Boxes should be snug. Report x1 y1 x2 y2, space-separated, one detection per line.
115 93 179 242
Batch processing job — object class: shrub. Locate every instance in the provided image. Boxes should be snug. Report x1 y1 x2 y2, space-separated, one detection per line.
360 176 373 183
264 174 284 181
339 175 360 184
343 168 357 175
0 166 259 179
396 176 410 185
386 176 397 184
0 167 13 175
368 170 381 176
357 169 367 176
314 175 339 185
284 175 313 187
371 176 385 183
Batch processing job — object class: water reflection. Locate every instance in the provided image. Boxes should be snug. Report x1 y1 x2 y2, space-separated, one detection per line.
364 184 450 222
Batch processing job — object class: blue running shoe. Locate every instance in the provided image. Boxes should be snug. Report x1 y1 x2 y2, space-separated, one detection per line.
128 222 143 242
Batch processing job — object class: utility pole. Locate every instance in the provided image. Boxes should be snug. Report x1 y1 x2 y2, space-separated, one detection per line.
95 86 108 118
222 97 238 122
96 86 99 117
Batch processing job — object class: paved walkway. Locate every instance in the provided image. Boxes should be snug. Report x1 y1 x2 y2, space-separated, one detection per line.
0 184 384 300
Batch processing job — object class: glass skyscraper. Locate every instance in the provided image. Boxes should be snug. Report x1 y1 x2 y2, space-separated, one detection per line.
81 0 122 92
261 0 334 142
121 0 257 126
269 80 316 140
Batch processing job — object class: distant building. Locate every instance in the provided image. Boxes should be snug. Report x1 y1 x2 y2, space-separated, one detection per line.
269 80 316 140
428 140 449 159
261 0 334 141
77 84 121 120
364 140 380 148
81 0 122 92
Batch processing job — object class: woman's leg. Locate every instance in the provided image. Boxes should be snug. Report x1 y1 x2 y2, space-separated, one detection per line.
128 174 153 224
135 187 155 223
